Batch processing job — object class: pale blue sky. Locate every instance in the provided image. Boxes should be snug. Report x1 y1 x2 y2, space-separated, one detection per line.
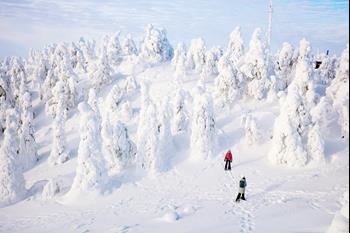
0 0 348 58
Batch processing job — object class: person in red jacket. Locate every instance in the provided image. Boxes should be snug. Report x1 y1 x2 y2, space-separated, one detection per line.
224 150 233 170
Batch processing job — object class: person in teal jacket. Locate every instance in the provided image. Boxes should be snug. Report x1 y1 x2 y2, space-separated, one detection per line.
235 177 247 202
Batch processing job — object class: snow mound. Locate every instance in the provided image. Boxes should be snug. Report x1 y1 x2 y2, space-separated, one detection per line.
327 190 349 233
161 210 180 222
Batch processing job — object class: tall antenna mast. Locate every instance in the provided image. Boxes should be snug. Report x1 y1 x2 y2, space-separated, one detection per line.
268 0 273 49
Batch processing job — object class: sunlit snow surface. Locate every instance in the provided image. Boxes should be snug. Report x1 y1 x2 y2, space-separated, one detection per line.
0 0 348 57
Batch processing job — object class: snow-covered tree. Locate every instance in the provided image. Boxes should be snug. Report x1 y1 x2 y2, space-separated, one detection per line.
293 39 319 108
225 26 244 66
45 44 78 114
124 75 139 95
121 34 138 56
89 48 113 91
103 84 126 123
214 55 241 107
156 97 174 169
41 68 57 102
102 120 136 175
136 82 173 174
0 109 26 207
48 96 70 166
268 85 309 167
41 178 64 200
29 52 49 91
171 88 189 134
45 79 68 119
240 28 269 100
68 102 106 195
119 101 133 121
68 42 85 72
241 114 261 145
78 37 96 66
87 88 100 116
0 77 9 134
107 32 122 66
307 123 325 165
136 101 160 173
201 47 222 77
190 88 217 161
18 91 38 170
315 53 337 85
310 96 336 132
186 38 206 73
140 24 173 64
327 44 349 138
274 42 296 90
172 43 187 77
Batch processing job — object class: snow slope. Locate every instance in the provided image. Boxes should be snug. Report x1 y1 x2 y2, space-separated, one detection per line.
0 61 348 233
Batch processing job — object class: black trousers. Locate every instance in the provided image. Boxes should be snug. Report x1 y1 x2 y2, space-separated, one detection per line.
225 160 232 170
235 193 246 201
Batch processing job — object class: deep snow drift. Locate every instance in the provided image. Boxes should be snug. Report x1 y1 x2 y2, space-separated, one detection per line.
0 24 349 233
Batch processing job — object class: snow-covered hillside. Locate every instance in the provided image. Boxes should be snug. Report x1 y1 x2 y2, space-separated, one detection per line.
0 24 349 233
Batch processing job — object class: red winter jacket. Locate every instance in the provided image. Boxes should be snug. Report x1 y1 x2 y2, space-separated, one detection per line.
225 151 233 161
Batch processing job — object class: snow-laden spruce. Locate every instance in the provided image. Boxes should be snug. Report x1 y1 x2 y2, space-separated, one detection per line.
274 42 296 90
0 109 26 207
87 88 101 118
106 32 122 67
68 42 87 73
172 43 187 78
89 47 113 91
44 45 78 118
41 178 64 200
136 101 161 173
68 102 107 195
140 24 173 64
102 120 136 175
240 28 269 100
268 85 309 167
326 44 349 138
101 86 136 175
121 34 138 56
136 82 174 174
78 37 97 62
214 55 242 108
7 57 26 103
310 96 336 135
102 83 127 124
48 94 70 166
307 123 326 165
186 38 206 73
315 52 337 85
241 114 262 145
225 26 244 67
18 91 38 170
171 87 189 134
293 38 319 109
190 87 217 161
124 75 139 95
201 47 222 78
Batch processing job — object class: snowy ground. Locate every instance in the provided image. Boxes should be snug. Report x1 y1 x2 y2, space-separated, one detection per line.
0 64 348 233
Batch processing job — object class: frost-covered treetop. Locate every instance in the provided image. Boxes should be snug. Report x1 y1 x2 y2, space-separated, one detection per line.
336 44 349 82
298 38 312 62
226 26 244 63
140 24 174 63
